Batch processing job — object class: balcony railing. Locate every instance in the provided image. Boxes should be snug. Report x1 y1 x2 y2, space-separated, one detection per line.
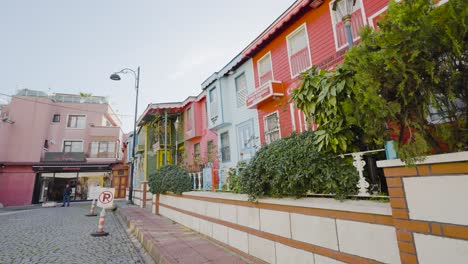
246 81 284 109
41 152 86 162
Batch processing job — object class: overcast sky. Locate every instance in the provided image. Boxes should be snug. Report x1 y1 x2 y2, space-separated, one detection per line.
0 0 295 132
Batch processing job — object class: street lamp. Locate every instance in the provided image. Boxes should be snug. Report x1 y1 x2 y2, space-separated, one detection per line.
110 67 140 204
332 0 356 48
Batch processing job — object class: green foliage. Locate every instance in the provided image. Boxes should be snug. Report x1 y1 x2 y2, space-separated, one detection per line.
227 161 247 194
292 0 467 161
238 131 359 201
148 165 192 194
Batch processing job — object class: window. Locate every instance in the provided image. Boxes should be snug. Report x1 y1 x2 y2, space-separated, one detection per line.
287 25 311 77
63 140 83 152
237 120 255 160
258 53 273 85
89 141 116 158
264 112 280 144
52 114 60 123
118 170 124 175
207 140 215 162
193 143 201 163
235 73 248 107
67 115 85 128
220 132 230 162
209 87 218 121
186 107 193 131
330 0 365 50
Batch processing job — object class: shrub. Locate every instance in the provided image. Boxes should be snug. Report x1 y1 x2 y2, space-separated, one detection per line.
148 165 192 194
239 131 359 200
227 161 246 194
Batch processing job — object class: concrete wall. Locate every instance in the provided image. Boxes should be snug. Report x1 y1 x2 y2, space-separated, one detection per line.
378 151 468 264
156 192 399 264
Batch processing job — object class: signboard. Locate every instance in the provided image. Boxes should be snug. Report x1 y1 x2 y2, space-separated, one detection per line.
96 188 115 209
88 186 101 200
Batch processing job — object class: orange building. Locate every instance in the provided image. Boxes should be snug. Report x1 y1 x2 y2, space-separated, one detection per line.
240 0 389 144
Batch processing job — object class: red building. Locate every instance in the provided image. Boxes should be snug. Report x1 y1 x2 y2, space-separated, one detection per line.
243 0 389 144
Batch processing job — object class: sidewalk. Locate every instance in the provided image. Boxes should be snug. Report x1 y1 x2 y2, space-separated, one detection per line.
117 206 252 264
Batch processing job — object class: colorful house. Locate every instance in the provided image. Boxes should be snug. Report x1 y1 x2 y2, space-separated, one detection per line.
240 0 389 144
133 91 217 194
203 55 261 187
0 89 125 207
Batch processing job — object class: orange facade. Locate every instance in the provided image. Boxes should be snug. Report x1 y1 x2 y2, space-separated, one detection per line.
246 0 389 144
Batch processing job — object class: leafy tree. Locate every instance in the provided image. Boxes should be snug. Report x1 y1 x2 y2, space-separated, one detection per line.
292 0 467 161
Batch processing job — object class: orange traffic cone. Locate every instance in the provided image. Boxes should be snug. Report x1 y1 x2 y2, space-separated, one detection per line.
85 199 97 217
91 208 109 237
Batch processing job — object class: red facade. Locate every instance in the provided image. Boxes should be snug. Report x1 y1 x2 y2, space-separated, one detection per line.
244 0 389 144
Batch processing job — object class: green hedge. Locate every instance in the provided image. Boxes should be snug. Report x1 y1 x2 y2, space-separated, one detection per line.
238 131 359 200
148 165 192 194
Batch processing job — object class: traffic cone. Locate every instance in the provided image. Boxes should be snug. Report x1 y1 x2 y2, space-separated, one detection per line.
85 199 97 217
91 208 109 237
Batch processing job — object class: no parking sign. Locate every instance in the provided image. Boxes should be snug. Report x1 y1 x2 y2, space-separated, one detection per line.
96 188 115 209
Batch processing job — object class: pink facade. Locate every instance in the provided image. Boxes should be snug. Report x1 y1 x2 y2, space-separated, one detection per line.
183 95 218 171
0 92 124 206
0 166 35 207
0 96 122 162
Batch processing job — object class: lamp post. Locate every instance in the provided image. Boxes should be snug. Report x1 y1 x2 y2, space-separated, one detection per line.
332 0 356 48
110 67 140 204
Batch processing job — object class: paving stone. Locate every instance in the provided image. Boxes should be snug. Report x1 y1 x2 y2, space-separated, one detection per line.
0 205 145 263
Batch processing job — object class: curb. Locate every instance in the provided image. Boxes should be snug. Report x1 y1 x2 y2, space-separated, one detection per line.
117 209 172 264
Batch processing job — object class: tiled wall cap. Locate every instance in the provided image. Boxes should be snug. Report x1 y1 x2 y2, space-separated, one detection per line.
377 151 468 168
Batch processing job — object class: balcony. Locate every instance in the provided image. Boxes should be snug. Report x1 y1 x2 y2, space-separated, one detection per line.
246 81 284 109
88 125 121 138
41 152 86 163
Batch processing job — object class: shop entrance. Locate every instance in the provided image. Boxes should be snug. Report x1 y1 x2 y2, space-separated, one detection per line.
34 171 112 203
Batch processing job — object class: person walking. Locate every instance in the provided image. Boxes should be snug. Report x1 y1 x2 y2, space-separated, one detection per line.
61 184 72 207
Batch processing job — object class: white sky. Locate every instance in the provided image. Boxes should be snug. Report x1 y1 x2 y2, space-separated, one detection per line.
0 0 295 132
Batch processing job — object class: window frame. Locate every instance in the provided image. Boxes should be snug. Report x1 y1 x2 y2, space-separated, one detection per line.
236 119 255 160
89 141 117 158
263 111 281 144
52 114 61 123
220 132 231 163
209 87 218 121
329 0 367 51
66 114 86 129
62 140 84 153
286 23 312 78
193 142 201 163
257 52 274 86
186 107 193 131
235 72 248 108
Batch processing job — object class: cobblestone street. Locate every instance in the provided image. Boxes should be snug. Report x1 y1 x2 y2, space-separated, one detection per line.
0 204 147 264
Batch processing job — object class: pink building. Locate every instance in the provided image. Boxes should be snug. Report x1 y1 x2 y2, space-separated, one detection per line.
0 89 124 207
183 92 218 173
